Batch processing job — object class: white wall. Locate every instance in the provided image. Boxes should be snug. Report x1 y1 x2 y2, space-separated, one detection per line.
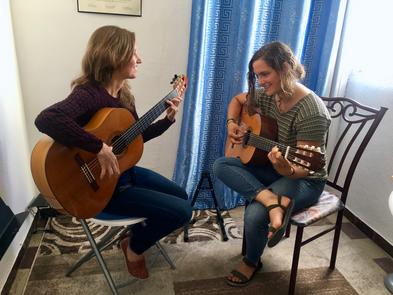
344 72 393 244
11 0 192 180
0 0 191 290
0 1 37 290
0 1 36 214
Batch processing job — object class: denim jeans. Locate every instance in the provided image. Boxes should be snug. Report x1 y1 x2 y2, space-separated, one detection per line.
102 166 192 254
213 157 325 267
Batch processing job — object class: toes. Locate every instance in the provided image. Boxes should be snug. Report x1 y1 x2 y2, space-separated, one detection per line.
227 274 238 283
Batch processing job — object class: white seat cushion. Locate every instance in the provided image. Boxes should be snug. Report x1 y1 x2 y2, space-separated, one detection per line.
290 190 344 227
89 211 147 227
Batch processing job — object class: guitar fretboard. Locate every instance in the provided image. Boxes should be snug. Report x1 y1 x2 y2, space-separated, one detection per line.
112 88 179 154
246 132 291 155
246 132 323 171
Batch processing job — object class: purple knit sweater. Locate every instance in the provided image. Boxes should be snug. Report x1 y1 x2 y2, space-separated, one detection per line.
35 83 174 153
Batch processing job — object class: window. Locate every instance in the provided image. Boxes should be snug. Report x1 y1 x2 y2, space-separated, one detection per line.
340 0 393 86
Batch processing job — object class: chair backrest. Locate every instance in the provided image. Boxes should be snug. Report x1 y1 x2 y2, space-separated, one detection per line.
321 97 387 204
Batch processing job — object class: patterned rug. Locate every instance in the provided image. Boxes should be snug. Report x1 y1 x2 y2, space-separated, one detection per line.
174 267 358 295
39 210 241 256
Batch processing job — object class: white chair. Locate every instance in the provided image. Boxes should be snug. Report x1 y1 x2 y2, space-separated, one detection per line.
65 212 175 295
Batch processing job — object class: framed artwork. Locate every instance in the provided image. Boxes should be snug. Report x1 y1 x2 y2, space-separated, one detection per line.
77 0 142 17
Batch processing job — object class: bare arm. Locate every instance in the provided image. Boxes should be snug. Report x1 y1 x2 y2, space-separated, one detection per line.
226 93 247 144
268 140 321 179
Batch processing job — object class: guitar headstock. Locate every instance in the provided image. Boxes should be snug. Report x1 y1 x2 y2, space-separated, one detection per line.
170 74 188 97
288 145 325 173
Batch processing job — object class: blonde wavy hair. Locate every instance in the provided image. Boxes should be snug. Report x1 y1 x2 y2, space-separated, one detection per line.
71 25 136 111
247 41 305 114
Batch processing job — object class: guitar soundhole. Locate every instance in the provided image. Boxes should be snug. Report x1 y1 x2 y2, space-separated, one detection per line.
243 132 251 147
111 135 126 155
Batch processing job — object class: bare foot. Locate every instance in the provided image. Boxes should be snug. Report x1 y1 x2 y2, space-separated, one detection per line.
255 190 291 239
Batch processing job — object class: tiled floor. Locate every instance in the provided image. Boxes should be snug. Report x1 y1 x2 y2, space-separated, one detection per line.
5 207 393 295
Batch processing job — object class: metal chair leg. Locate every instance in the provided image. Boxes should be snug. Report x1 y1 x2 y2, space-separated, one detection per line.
156 241 176 269
288 226 304 295
241 224 246 256
79 219 118 295
66 226 125 277
184 172 228 242
330 210 344 269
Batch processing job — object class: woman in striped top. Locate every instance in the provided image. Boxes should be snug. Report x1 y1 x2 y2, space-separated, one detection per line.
213 41 331 287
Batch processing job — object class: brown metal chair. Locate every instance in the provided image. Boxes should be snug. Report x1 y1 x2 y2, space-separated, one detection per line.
242 96 388 294
287 97 387 294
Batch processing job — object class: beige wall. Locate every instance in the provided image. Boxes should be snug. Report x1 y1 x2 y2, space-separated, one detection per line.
1 1 35 213
0 0 191 290
11 0 192 182
344 73 393 245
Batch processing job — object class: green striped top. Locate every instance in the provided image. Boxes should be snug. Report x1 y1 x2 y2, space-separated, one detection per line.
255 88 331 179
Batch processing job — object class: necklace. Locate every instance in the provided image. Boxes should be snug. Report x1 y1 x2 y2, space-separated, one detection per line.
275 94 284 113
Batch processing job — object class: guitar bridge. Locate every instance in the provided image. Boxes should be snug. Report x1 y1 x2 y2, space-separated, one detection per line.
74 154 99 191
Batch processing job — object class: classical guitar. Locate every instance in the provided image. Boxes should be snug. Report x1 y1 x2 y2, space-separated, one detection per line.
225 108 325 172
30 75 187 218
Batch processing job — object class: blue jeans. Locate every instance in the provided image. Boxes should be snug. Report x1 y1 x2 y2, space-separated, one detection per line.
213 157 325 267
102 166 192 254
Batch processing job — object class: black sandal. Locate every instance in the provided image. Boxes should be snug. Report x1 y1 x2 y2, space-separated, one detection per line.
267 195 295 248
225 258 263 287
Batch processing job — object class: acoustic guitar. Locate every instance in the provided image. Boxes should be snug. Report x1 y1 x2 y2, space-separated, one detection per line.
225 108 325 172
30 75 187 218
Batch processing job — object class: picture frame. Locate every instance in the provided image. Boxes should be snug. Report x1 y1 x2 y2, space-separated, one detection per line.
77 0 142 17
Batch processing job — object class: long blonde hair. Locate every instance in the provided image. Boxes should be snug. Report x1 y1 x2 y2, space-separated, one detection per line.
71 25 136 111
247 41 305 114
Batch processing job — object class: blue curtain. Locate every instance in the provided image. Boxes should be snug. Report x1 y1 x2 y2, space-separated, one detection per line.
173 0 346 209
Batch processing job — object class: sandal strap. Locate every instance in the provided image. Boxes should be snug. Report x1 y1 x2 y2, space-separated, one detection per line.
266 194 289 212
268 225 277 233
266 203 280 211
230 270 249 283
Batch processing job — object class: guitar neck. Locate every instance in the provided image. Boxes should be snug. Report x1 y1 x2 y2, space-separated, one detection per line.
247 133 290 156
246 132 323 171
112 88 179 153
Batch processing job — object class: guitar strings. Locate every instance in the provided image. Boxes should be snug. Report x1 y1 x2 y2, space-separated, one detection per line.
110 85 181 151
247 134 309 168
81 83 183 178
83 98 170 175
110 78 184 152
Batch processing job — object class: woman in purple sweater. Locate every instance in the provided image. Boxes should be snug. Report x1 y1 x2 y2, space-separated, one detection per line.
35 25 192 279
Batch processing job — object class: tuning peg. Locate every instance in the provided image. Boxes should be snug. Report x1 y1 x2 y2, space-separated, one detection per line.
170 74 179 84
316 147 321 152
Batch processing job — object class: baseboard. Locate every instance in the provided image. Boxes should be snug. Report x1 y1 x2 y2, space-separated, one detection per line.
1 198 56 295
0 210 35 294
344 208 393 257
0 199 20 260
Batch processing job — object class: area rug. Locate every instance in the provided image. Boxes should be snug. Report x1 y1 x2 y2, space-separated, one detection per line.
39 209 241 256
174 267 358 295
163 209 241 244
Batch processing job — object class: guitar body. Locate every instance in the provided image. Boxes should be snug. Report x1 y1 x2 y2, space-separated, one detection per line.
30 108 143 218
225 110 277 166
